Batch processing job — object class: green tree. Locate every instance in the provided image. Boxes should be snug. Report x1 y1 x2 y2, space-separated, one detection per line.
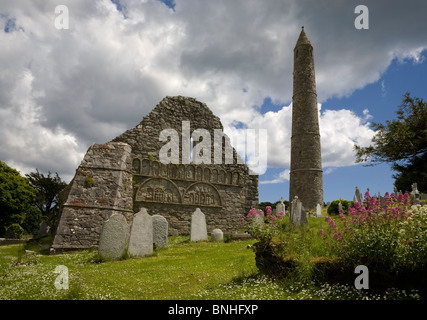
355 93 427 192
0 161 41 237
26 169 67 231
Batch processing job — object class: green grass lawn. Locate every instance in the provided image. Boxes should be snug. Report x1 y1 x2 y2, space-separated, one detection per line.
0 219 422 300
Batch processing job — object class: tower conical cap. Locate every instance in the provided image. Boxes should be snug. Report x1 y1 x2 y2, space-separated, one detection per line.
295 27 311 48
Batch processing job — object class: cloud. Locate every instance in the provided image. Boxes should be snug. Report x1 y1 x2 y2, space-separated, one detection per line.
260 169 290 185
1 0 426 181
248 103 375 184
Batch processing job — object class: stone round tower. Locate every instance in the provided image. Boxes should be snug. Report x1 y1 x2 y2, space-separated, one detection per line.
289 27 323 210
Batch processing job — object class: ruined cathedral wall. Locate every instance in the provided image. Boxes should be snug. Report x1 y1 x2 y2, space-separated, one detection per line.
113 96 259 234
51 142 134 252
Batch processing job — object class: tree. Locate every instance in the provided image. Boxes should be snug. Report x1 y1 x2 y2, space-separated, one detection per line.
355 93 427 192
0 161 41 237
25 169 68 230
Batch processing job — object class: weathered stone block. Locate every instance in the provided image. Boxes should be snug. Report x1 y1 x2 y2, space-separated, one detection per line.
128 208 153 258
152 214 168 249
98 213 130 261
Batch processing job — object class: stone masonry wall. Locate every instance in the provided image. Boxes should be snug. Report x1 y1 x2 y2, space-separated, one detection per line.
52 96 259 251
51 142 133 252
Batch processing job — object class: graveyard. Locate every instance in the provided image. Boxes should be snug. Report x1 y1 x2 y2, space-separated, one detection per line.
0 197 425 300
1 18 426 303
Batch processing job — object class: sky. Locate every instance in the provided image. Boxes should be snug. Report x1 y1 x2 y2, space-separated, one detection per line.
1 0 426 204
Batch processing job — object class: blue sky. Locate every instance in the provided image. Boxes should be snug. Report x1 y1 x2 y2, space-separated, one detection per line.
1 0 426 205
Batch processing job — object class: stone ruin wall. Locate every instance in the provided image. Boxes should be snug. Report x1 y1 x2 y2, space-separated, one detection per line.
51 142 134 251
51 96 258 251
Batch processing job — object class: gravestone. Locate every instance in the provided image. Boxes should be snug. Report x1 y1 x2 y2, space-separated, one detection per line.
276 197 286 215
128 208 153 258
338 201 343 214
253 213 264 225
39 221 50 237
355 186 363 204
316 203 322 217
411 182 420 204
152 214 168 249
190 208 208 241
98 213 131 261
290 196 308 227
211 229 223 242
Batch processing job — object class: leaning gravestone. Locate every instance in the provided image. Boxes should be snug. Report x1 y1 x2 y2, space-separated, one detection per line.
128 208 153 258
211 229 223 242
152 215 168 249
98 213 131 261
190 208 208 241
290 196 308 227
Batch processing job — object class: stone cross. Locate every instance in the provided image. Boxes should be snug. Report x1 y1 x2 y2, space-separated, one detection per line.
152 214 168 249
128 208 154 258
98 213 131 261
190 208 208 241
276 197 286 215
290 196 308 227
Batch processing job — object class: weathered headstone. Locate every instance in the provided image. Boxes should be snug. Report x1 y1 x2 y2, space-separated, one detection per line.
290 196 308 227
316 203 322 217
98 213 130 261
211 229 223 242
39 221 50 237
276 197 286 215
152 214 168 249
128 208 153 258
190 208 208 241
411 182 420 204
338 200 343 214
355 186 363 204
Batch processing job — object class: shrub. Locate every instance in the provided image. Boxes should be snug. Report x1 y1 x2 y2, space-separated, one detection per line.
244 206 286 243
5 223 25 239
319 191 426 271
327 199 354 216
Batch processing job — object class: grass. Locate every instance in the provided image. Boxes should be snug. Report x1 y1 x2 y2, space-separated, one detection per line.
0 223 422 300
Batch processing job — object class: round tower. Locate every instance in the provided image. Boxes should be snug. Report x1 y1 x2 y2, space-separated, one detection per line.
289 27 324 210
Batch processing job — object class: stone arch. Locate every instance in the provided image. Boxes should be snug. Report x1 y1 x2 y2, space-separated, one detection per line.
136 177 182 203
183 182 222 207
211 169 218 183
160 163 168 177
227 171 232 184
196 167 203 181
178 164 185 179
141 159 150 175
186 165 195 180
152 161 160 176
219 170 226 184
170 164 177 178
204 168 211 182
132 158 141 173
232 172 240 185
